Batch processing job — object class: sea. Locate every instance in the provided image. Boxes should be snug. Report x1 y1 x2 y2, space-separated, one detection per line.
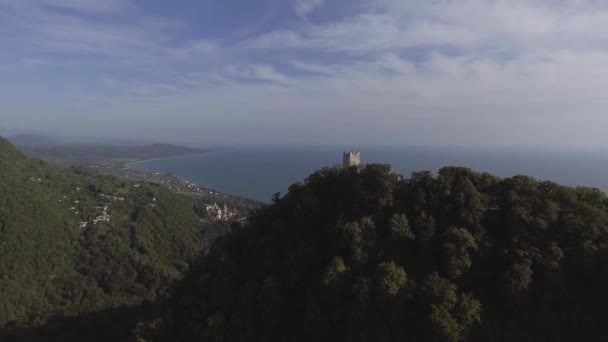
127 145 608 202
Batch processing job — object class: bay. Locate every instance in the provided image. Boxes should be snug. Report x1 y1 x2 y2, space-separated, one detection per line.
127 145 608 202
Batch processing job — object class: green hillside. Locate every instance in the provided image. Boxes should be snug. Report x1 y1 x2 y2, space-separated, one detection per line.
145 165 608 342
0 137 210 328
3 135 608 341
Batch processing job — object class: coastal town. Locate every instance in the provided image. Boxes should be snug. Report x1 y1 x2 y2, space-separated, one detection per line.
91 164 212 194
11 137 261 224
62 184 251 233
88 165 259 222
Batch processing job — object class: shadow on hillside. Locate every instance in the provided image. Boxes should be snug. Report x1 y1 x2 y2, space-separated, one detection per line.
0 305 155 342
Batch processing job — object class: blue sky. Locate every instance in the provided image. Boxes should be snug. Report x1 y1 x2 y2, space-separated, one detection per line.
1 0 608 147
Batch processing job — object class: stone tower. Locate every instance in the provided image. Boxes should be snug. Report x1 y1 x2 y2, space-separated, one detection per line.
343 151 361 168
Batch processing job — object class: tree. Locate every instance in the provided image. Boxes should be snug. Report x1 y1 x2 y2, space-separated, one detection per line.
389 214 414 240
441 227 478 279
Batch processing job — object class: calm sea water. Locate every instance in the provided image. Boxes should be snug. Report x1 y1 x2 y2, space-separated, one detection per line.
127 145 608 202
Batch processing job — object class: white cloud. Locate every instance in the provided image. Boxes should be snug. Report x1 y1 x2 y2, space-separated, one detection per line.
0 0 131 13
0 1 221 70
295 0 324 18
250 0 608 56
5 0 608 146
39 0 132 12
168 40 220 59
223 65 291 85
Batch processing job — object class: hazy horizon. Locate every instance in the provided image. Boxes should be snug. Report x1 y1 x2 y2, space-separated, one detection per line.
6 130 608 158
3 0 608 148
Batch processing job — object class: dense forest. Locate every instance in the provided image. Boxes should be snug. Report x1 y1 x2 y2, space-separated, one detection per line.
140 164 608 341
0 137 234 330
3 134 608 341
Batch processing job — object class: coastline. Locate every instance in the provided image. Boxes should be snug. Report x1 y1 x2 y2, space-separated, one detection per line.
123 151 215 169
118 149 262 201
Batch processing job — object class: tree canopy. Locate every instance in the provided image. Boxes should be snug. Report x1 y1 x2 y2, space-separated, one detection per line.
145 164 608 342
3 134 608 341
0 137 227 328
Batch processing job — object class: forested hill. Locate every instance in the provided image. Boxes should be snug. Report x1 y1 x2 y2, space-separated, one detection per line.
0 136 214 328
144 164 608 342
4 134 608 341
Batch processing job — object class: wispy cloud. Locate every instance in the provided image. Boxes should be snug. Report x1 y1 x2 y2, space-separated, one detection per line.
3 0 608 146
295 0 324 18
0 0 132 13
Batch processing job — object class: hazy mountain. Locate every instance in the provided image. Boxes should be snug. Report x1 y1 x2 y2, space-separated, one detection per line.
8 134 61 147
12 141 209 166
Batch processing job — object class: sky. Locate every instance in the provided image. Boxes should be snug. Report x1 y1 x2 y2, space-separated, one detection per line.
1 0 608 147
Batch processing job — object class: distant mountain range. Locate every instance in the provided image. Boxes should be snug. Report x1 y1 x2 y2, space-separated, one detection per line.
8 134 209 166
7 134 62 147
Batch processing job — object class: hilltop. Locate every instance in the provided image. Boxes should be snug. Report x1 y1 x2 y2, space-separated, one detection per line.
3 136 608 341
141 164 608 342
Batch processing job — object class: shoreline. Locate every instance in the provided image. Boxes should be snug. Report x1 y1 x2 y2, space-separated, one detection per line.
118 150 263 202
